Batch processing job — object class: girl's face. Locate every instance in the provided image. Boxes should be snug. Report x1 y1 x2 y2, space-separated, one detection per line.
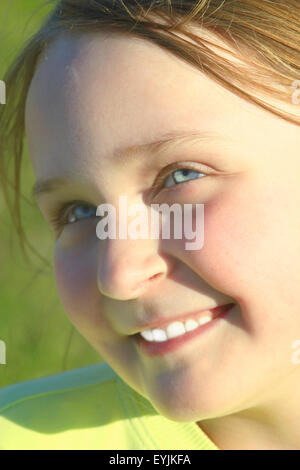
25 31 300 422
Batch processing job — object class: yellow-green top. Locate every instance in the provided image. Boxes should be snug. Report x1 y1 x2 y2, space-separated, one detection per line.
0 362 219 450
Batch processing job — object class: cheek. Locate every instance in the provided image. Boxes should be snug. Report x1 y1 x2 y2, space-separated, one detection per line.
189 179 294 301
53 242 111 336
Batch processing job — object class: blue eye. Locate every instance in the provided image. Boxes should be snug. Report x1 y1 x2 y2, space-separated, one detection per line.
50 167 207 233
49 202 97 232
66 203 96 224
163 168 205 188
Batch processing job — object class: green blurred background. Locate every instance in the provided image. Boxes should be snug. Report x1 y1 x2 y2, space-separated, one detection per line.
0 0 102 388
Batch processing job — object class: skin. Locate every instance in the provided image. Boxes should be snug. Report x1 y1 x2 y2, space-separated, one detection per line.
25 29 300 450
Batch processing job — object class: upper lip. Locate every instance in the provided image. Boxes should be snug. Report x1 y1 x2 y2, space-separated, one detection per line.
131 302 235 335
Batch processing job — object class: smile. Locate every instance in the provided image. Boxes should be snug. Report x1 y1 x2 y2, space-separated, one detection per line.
134 303 235 356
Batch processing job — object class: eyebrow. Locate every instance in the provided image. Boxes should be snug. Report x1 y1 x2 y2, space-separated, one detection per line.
32 129 226 199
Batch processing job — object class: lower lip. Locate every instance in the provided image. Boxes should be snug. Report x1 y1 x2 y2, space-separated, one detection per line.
134 303 235 357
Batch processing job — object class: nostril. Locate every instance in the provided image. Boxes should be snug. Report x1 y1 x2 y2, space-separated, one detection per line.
149 273 163 282
133 273 164 296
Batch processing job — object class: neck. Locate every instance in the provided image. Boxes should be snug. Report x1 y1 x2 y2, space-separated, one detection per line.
198 370 300 450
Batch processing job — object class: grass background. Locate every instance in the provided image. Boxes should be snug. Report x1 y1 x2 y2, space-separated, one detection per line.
0 0 102 389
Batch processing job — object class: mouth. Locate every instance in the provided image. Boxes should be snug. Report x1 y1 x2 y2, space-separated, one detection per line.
133 303 235 356
135 303 235 336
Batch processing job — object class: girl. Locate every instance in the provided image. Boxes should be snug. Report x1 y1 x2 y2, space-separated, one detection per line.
0 0 300 450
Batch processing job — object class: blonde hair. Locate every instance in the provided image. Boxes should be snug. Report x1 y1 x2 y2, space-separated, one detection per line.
1 0 299 258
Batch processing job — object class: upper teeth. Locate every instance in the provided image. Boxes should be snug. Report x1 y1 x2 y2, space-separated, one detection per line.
140 312 213 342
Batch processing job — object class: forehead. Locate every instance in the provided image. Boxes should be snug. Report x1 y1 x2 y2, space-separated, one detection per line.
24 29 282 182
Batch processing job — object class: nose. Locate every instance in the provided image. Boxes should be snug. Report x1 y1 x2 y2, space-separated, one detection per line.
96 237 168 300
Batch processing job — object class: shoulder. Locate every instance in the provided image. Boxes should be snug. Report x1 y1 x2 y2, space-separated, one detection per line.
0 362 135 449
0 361 117 411
0 364 220 450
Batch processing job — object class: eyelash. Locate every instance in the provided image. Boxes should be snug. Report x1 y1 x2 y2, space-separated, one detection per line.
49 162 208 231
